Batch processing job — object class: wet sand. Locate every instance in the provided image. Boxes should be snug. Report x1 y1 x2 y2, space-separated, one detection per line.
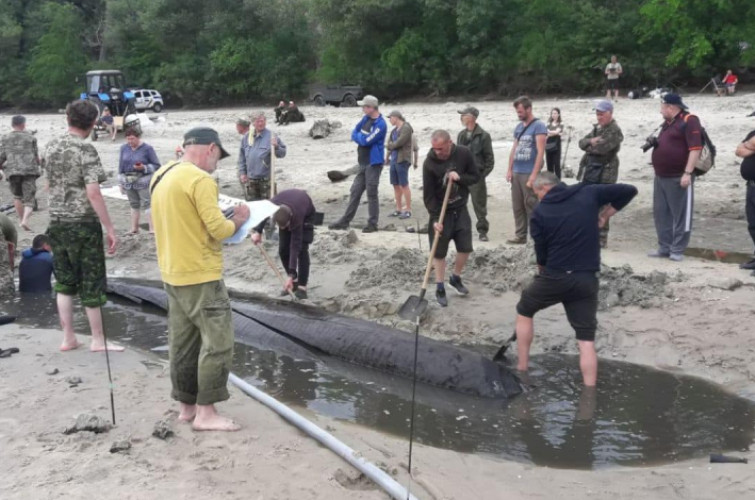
2 93 755 498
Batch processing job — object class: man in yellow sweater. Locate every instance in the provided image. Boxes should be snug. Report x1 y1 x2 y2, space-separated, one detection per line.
151 127 250 432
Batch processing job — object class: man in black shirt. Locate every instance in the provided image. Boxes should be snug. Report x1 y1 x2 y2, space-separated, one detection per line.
736 129 755 274
423 130 480 307
511 172 637 386
252 189 317 299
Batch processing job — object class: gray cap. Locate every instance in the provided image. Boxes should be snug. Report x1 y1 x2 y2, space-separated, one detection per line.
457 106 479 118
236 116 251 127
594 100 614 113
183 127 230 159
358 95 379 108
388 110 404 120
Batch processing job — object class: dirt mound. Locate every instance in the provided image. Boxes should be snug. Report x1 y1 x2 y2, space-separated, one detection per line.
598 265 678 310
345 247 425 290
343 244 674 310
465 246 534 294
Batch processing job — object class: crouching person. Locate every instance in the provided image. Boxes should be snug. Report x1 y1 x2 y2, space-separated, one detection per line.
151 127 250 431
251 188 317 300
512 172 637 386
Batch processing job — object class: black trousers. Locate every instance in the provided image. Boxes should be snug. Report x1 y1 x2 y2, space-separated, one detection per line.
546 147 561 179
279 227 313 286
747 182 755 251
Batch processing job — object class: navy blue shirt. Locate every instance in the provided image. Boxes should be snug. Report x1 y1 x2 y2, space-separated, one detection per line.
531 183 638 272
19 248 53 293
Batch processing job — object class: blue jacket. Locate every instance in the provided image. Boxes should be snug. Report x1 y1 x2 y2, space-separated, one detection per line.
19 248 53 293
531 182 637 272
351 114 387 166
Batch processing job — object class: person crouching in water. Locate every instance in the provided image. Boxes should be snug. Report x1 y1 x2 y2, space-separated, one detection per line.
251 188 316 300
423 130 480 307
509 172 637 386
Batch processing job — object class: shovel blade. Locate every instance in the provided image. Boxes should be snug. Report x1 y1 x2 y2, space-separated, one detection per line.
398 295 428 322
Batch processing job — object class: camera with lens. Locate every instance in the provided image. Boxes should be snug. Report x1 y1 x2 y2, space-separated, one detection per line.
641 135 658 153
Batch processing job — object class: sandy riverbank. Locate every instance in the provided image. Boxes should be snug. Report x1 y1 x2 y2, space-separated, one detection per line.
1 93 755 498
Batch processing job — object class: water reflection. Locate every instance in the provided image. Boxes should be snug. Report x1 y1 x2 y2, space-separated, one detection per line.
3 293 753 469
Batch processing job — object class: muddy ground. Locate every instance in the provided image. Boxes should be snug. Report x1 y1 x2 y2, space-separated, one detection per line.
2 93 755 499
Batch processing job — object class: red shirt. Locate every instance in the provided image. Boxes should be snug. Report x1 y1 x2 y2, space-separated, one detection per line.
651 112 703 177
723 74 738 85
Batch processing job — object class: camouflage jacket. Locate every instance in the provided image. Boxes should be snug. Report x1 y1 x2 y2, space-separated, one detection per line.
457 124 495 177
578 119 623 184
0 130 40 177
43 133 106 220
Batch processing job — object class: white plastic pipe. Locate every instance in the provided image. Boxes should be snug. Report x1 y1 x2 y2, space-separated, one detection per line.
228 373 418 500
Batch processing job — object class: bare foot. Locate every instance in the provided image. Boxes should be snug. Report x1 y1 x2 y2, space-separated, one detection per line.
21 222 31 232
178 404 197 422
192 414 241 432
128 230 139 235
90 343 125 352
60 340 83 352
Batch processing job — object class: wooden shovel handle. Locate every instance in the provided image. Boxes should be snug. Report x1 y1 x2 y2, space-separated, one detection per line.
421 179 454 292
269 135 276 199
258 243 296 301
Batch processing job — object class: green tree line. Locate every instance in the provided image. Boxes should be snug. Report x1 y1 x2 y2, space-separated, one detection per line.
1 0 753 108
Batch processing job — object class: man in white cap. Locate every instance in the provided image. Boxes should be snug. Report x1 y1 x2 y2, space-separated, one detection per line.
329 95 387 233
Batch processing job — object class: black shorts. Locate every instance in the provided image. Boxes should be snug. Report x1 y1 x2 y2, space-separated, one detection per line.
429 207 473 259
606 79 619 91
516 270 599 341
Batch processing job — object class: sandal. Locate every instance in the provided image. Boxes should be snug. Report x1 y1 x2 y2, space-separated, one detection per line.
388 210 402 217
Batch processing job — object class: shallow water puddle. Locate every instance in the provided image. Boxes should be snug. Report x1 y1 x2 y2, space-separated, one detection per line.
4 294 754 469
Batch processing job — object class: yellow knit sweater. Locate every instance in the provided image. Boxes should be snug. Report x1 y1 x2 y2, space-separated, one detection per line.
150 161 236 286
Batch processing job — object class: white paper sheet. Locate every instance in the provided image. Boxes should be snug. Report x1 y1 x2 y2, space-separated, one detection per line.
102 185 278 245
223 200 280 245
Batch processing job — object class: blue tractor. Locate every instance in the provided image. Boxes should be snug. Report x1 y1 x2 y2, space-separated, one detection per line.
81 70 137 140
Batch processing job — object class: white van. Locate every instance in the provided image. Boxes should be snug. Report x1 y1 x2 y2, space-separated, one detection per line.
133 89 164 112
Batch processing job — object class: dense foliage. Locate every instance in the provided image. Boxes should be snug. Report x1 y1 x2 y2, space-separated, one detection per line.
0 0 753 108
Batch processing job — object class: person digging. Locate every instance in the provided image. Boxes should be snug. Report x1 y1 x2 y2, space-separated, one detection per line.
422 130 480 307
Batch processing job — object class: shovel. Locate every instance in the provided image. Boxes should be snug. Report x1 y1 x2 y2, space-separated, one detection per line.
398 178 454 322
492 331 518 362
257 243 297 302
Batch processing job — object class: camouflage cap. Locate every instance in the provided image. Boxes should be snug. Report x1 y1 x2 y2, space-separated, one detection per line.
183 127 230 159
457 106 479 118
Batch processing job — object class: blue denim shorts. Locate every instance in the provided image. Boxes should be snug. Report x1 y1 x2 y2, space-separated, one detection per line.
389 160 410 186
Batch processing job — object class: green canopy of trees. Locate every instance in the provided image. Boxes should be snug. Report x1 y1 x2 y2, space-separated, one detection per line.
0 0 753 108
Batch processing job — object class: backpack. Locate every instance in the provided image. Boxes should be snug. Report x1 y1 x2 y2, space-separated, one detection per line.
682 114 716 176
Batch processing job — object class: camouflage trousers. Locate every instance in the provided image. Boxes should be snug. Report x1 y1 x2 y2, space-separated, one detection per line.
165 280 234 406
243 178 277 201
47 220 107 307
0 231 14 299
598 164 619 247
9 175 38 207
